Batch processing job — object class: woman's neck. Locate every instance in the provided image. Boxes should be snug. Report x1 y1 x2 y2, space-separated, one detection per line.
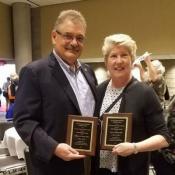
111 76 132 88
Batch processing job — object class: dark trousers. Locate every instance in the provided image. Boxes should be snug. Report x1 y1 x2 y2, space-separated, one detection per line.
151 151 175 175
97 168 118 175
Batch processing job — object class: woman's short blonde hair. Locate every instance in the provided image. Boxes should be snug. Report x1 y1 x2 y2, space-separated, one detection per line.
102 34 137 62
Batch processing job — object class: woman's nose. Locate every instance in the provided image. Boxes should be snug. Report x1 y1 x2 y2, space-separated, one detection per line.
115 56 123 63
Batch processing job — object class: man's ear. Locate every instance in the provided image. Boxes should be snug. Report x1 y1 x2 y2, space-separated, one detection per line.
51 31 57 45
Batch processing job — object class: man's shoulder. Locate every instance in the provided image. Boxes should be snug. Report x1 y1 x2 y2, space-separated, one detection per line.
22 55 54 74
26 53 56 69
19 56 52 78
27 57 49 68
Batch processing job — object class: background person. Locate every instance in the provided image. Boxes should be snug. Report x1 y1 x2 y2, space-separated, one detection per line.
8 73 19 104
150 95 175 175
5 73 19 120
134 56 168 109
133 56 174 174
14 9 97 175
0 87 2 107
2 77 10 111
92 34 170 175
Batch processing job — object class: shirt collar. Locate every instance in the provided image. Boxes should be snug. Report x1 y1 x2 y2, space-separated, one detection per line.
53 49 81 73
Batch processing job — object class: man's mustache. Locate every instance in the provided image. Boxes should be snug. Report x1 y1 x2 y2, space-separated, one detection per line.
65 45 80 52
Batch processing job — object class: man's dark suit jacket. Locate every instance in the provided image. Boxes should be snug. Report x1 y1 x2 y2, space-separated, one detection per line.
92 77 170 175
13 53 97 175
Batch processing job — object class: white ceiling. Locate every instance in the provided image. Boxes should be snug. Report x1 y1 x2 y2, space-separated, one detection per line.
0 0 84 8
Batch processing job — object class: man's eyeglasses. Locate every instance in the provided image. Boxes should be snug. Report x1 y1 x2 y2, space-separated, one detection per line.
55 30 85 44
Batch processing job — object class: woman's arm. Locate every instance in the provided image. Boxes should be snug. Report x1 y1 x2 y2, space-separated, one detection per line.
112 135 169 157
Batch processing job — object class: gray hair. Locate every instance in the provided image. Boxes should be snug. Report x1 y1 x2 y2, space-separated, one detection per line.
10 72 19 81
102 34 137 62
151 60 165 75
53 9 87 31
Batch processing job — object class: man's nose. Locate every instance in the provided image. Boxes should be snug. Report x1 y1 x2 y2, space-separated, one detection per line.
71 37 79 45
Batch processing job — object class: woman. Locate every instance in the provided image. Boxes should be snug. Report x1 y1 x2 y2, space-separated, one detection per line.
134 56 168 109
93 34 170 175
150 95 175 175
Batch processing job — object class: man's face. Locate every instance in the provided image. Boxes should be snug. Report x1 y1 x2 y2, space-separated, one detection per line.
51 19 85 65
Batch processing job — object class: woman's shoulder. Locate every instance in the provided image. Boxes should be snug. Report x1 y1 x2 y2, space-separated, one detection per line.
97 79 110 90
132 78 154 90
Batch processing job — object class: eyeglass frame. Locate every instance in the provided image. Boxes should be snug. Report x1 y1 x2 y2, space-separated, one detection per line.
55 30 85 44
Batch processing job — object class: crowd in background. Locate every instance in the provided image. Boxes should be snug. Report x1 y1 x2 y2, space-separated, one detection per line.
1 73 19 120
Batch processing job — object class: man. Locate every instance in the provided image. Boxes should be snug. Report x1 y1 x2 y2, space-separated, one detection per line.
14 10 97 175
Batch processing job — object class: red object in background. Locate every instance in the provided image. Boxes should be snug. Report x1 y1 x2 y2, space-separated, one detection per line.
0 103 6 112
0 60 6 65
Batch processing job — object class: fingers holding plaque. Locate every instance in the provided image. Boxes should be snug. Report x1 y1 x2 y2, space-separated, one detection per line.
101 113 132 150
66 115 98 156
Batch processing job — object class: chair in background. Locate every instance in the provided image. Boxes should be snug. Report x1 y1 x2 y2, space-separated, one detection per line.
0 156 27 175
0 122 13 140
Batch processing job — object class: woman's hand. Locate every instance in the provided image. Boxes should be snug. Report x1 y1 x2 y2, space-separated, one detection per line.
112 142 137 157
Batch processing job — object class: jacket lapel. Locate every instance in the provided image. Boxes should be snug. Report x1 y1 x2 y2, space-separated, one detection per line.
48 53 81 113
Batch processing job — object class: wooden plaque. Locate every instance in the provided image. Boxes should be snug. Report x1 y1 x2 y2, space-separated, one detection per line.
66 115 98 156
101 113 132 150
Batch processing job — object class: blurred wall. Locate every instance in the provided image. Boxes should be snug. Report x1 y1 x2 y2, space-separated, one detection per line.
1 0 175 60
1 0 175 95
0 3 13 59
37 0 175 59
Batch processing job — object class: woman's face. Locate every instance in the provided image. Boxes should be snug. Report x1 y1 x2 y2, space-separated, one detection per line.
105 45 133 83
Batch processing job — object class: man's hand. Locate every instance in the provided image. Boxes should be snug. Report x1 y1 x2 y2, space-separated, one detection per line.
54 143 86 161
